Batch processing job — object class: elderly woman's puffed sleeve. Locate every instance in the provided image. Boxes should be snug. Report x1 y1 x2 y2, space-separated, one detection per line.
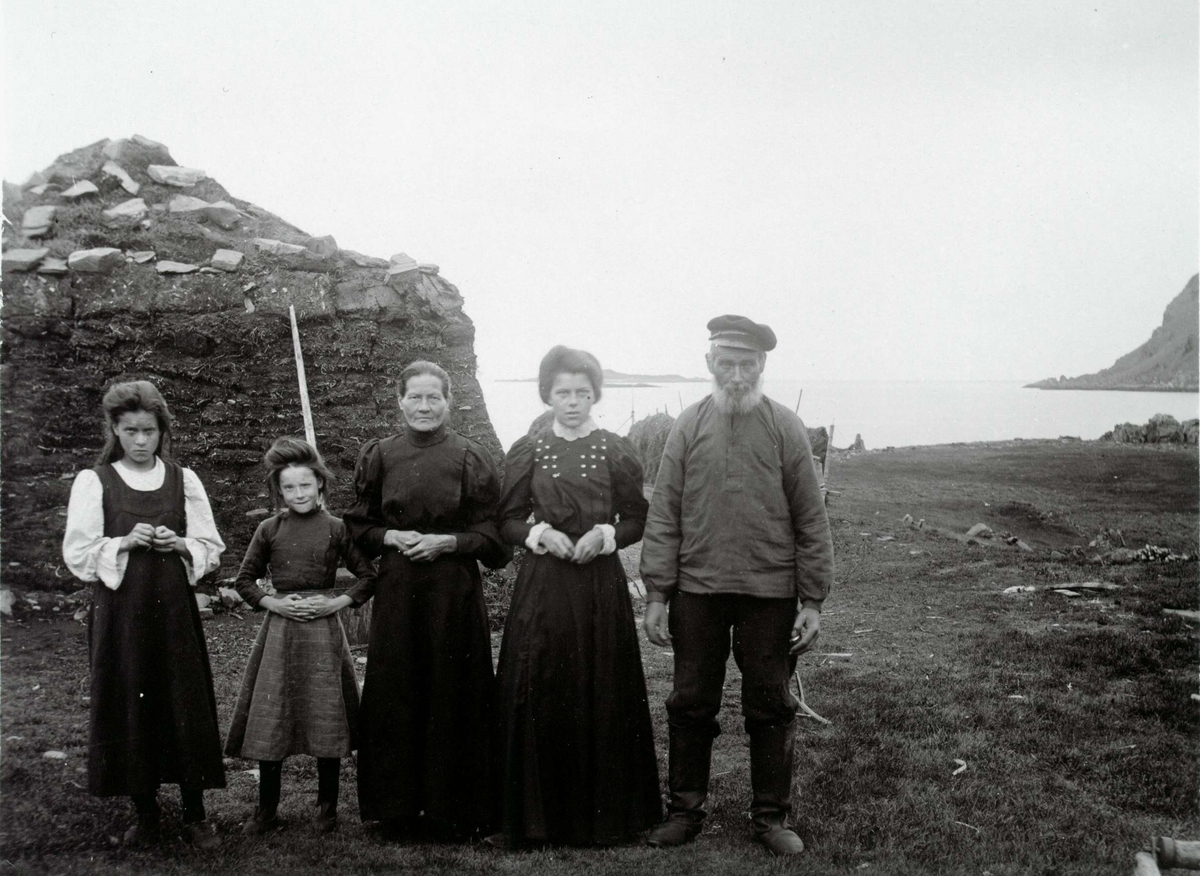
344 438 386 559
607 434 649 550
497 435 539 548
444 441 509 570
63 469 128 589
333 516 379 606
181 467 225 585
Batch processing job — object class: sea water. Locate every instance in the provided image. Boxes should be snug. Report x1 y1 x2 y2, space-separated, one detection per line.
479 378 1200 452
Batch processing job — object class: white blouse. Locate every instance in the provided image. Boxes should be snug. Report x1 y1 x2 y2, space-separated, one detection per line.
62 458 226 590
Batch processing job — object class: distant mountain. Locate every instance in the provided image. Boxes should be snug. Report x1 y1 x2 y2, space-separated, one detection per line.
499 368 706 383
1027 274 1198 392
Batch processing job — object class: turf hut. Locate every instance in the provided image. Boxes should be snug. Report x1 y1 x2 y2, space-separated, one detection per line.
1 137 502 597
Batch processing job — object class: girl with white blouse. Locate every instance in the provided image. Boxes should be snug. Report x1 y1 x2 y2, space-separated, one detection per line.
63 380 226 849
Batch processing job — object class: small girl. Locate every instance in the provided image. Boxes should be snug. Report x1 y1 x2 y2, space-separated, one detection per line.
224 437 377 835
63 380 227 849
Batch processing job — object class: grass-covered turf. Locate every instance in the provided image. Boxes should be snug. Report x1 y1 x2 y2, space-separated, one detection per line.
2 440 1196 874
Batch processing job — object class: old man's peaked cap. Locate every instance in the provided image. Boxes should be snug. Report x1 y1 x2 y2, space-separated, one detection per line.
707 314 777 352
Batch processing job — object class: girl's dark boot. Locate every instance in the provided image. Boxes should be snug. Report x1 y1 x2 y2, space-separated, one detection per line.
124 793 161 846
314 758 339 833
242 760 282 835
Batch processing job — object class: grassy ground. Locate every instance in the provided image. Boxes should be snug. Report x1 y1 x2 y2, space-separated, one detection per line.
2 440 1197 875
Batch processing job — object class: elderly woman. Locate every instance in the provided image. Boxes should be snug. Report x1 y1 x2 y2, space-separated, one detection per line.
493 346 661 847
344 361 509 840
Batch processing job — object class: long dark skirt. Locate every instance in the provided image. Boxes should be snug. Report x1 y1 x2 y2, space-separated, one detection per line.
356 552 495 831
224 611 360 760
88 552 226 797
495 551 662 845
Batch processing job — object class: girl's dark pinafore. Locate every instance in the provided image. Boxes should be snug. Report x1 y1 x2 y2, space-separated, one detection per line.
87 462 225 797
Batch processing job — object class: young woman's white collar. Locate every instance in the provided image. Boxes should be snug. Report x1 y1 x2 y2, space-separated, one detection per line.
552 417 598 441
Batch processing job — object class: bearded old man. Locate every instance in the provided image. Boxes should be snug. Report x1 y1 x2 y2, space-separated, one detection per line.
641 314 834 857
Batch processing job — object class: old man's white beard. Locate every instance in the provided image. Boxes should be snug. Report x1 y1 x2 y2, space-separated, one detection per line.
710 376 764 415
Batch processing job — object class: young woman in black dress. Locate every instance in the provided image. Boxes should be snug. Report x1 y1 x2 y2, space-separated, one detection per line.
62 380 226 848
344 361 509 839
493 346 661 846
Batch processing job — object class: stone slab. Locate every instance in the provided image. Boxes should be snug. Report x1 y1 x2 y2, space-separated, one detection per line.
101 160 140 195
204 200 241 229
22 205 56 236
147 165 207 187
168 194 210 215
157 260 199 274
102 198 148 222
132 134 169 153
60 180 99 199
68 247 124 273
210 249 244 272
2 248 49 271
304 234 338 257
37 257 68 275
127 251 156 264
252 238 307 256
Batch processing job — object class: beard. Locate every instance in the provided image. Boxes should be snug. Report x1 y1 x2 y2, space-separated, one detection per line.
710 375 764 415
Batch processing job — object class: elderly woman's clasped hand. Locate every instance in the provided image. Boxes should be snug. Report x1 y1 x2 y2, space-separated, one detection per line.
383 528 457 562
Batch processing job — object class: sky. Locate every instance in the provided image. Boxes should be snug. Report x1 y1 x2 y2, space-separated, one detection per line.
3 0 1196 382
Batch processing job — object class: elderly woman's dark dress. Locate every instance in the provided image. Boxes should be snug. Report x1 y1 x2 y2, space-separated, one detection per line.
344 423 508 834
494 424 662 845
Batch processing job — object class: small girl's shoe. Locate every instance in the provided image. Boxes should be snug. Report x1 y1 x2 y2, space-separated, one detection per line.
241 808 280 836
313 802 337 834
184 820 222 850
122 814 161 847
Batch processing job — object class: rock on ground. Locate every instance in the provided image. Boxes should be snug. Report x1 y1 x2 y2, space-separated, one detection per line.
67 247 125 272
60 180 99 199
205 201 241 230
147 165 207 187
2 249 49 272
168 194 210 215
156 261 199 274
101 160 140 194
102 198 148 223
21 205 56 237
210 249 244 272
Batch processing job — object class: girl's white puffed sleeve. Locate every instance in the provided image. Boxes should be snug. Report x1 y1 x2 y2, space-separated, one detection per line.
63 470 128 590
181 468 226 585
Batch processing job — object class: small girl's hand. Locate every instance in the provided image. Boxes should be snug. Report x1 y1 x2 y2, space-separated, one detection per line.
304 594 353 619
119 523 156 553
261 593 312 621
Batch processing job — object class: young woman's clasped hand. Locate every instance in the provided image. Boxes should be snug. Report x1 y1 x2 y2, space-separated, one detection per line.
537 527 604 564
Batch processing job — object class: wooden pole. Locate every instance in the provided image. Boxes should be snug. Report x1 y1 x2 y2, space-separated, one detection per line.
824 421 835 481
289 305 317 449
795 389 803 413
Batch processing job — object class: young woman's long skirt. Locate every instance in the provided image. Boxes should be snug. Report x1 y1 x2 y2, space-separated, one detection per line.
495 551 662 845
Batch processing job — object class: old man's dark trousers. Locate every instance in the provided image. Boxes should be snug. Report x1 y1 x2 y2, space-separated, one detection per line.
664 592 799 832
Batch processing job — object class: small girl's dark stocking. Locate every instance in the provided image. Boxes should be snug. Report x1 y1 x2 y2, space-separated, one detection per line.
259 760 283 816
317 758 340 810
